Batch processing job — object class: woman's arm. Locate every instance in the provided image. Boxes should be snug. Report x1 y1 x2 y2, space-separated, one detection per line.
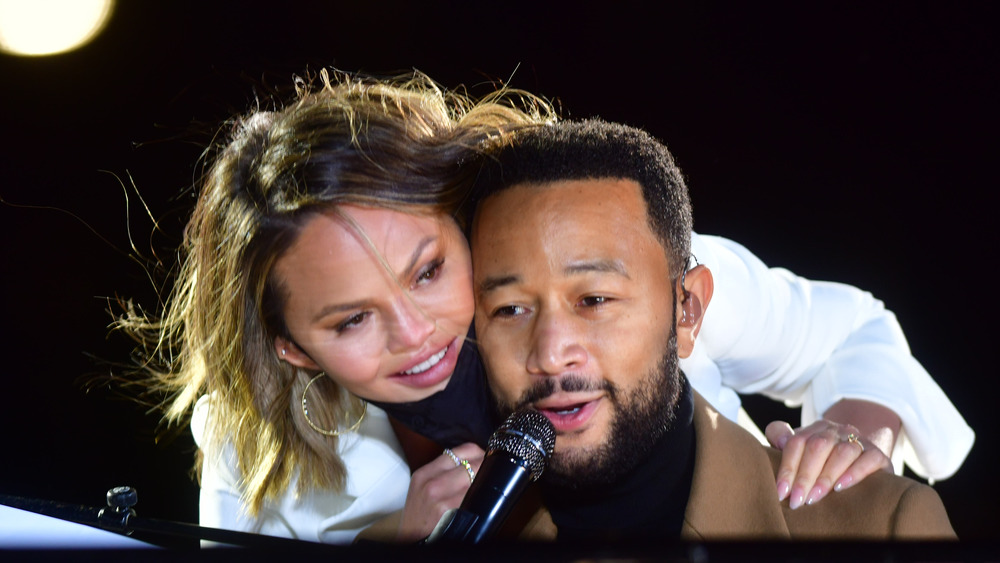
823 398 901 462
192 395 294 537
193 397 412 542
685 233 973 485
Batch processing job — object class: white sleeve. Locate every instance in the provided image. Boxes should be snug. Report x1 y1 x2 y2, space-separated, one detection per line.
191 395 297 538
190 396 410 543
682 232 974 481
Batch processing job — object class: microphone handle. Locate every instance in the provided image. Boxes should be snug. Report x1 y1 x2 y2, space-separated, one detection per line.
428 454 532 543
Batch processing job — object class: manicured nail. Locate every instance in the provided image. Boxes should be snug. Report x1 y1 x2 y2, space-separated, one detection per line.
789 487 805 510
834 475 854 492
777 480 791 501
806 485 823 505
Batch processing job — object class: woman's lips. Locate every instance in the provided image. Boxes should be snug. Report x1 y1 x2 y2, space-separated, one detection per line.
389 337 461 389
403 346 447 375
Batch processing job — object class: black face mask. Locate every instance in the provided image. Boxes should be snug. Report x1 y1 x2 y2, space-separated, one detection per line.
367 328 496 447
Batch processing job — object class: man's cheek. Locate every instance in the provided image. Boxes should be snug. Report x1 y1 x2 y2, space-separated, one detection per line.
494 375 522 406
485 364 520 406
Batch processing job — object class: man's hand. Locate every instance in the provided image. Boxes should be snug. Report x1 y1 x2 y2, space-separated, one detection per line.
396 443 485 542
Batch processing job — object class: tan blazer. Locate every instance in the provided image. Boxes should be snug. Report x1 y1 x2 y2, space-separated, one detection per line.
519 392 956 540
359 391 955 542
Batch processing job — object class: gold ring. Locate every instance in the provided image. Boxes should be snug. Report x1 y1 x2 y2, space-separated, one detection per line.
845 433 865 453
460 459 476 483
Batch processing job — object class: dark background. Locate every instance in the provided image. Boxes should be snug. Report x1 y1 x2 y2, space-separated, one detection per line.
1 1 995 540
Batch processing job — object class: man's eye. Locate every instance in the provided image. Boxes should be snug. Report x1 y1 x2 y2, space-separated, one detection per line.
491 304 527 318
580 296 611 308
415 259 444 286
335 312 370 333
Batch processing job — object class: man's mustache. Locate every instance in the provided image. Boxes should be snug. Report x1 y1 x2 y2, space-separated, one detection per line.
514 375 617 410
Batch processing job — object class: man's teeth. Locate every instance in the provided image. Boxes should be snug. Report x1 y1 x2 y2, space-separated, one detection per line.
554 406 583 415
403 347 447 375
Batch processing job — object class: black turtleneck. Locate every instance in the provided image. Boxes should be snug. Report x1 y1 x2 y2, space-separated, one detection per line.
541 376 696 542
367 328 496 448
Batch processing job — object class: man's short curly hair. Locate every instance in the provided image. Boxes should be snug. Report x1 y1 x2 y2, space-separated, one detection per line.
469 118 693 279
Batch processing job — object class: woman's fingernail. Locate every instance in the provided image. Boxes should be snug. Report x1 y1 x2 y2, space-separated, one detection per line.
777 480 791 501
834 475 854 492
806 485 824 505
789 488 805 510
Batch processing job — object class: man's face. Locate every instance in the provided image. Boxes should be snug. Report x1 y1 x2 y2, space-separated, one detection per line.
472 178 683 485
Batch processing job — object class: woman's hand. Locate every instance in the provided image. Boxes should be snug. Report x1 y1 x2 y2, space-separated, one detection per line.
396 442 485 542
766 419 892 509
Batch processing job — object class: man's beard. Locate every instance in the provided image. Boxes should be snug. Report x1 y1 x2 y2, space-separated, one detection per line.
495 324 682 489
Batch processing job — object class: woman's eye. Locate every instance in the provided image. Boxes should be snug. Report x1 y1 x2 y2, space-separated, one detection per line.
415 259 444 286
335 312 370 333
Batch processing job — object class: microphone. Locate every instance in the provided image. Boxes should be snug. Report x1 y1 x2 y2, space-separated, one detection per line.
426 409 556 544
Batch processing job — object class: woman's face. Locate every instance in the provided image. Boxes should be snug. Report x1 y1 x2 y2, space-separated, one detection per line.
274 205 474 403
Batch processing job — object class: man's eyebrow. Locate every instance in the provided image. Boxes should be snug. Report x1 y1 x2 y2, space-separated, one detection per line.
479 274 520 294
564 259 631 279
478 259 630 295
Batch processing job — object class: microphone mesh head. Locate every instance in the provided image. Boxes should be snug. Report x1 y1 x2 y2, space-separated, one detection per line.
488 409 556 481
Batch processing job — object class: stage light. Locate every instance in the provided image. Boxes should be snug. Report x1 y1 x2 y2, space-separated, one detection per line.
0 0 114 57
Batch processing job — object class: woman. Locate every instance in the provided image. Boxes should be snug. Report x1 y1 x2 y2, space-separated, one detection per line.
120 69 971 543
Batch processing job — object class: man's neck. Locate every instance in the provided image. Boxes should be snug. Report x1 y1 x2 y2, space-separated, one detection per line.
540 377 696 541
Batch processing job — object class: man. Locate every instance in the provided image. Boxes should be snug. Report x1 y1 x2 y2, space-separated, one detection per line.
469 119 955 540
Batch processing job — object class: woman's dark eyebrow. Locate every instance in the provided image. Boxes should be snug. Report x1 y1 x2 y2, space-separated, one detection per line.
312 299 370 324
403 235 437 277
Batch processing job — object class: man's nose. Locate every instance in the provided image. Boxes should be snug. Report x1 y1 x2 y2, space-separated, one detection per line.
526 307 587 375
386 293 436 353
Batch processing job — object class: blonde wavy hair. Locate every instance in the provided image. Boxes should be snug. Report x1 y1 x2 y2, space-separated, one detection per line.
118 69 555 515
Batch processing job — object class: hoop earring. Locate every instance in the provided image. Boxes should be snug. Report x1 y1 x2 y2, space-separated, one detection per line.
301 373 367 436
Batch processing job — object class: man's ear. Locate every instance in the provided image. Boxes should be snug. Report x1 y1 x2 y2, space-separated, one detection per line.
274 335 320 370
675 264 714 359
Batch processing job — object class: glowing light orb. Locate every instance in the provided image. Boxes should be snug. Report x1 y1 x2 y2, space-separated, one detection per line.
0 0 115 56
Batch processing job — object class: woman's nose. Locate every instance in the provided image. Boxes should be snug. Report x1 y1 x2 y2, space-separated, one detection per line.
386 293 436 353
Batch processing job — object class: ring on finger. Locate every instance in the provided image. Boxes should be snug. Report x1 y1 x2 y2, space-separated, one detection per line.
444 449 476 483
443 448 462 467
459 458 476 483
845 433 865 453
